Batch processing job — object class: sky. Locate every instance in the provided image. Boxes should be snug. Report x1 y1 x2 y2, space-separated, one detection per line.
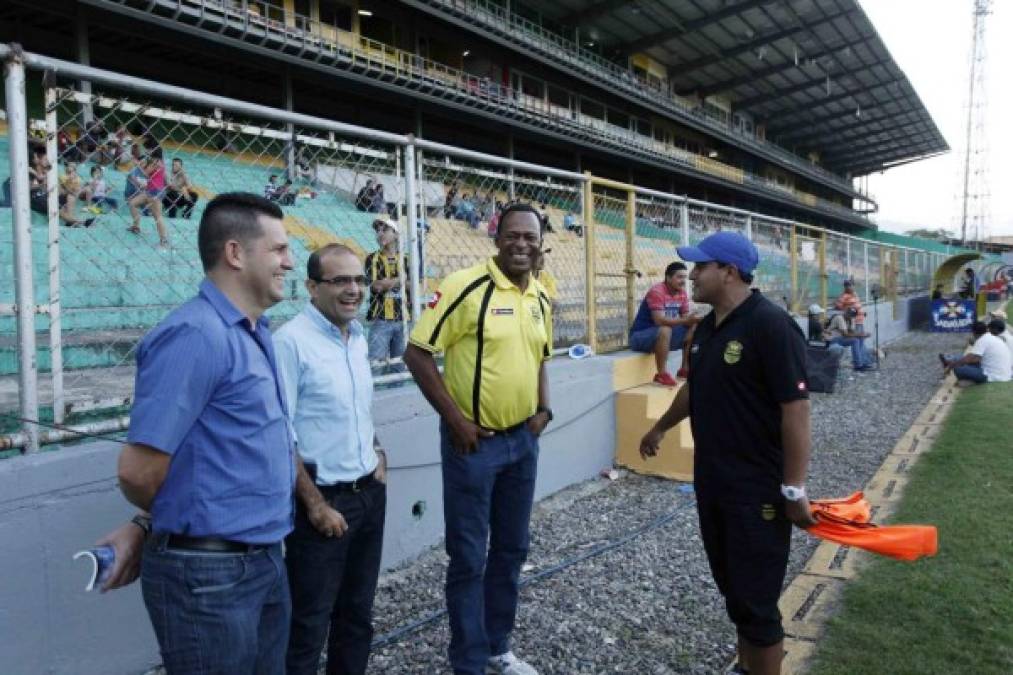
859 0 1013 238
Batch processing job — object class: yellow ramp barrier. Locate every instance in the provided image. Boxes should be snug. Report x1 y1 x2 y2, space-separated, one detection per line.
615 380 694 482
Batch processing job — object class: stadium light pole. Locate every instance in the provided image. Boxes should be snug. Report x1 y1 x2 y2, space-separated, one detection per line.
4 45 40 454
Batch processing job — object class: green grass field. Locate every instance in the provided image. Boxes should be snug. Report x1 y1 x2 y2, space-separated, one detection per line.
808 380 1013 674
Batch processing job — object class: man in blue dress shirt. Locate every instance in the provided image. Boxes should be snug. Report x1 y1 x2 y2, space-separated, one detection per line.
115 192 296 674
274 243 388 675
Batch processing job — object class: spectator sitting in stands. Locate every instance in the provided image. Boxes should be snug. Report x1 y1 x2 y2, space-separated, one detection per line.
628 261 701 386
940 320 1012 385
444 180 459 217
824 307 873 371
487 205 501 238
369 183 386 213
109 125 134 168
563 211 583 237
163 158 199 219
127 147 170 248
272 179 296 206
264 174 279 200
355 178 374 211
834 278 865 332
88 165 119 213
58 160 98 227
294 148 316 185
538 203 555 233
986 317 1013 377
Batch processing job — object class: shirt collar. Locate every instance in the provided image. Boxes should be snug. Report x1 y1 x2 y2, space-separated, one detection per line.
709 289 763 330
303 302 363 338
199 279 268 329
486 257 538 297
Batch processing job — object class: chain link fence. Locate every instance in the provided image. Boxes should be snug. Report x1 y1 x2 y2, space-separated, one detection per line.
29 81 409 420
0 51 989 450
416 154 587 347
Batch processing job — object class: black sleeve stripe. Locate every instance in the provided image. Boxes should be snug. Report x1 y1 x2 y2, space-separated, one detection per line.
471 281 497 428
427 274 491 346
537 293 550 357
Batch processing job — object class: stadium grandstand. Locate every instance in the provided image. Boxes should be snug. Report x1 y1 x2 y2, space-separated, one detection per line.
2 4 1000 672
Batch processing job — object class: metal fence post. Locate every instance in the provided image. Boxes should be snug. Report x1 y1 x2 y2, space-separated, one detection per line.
846 237 851 281
404 139 422 323
679 201 689 247
745 214 752 241
863 243 870 303
4 47 40 453
44 75 64 425
819 231 827 311
582 173 596 352
625 187 637 330
789 224 798 312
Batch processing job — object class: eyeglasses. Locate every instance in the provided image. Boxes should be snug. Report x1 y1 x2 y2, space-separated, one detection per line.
314 275 368 287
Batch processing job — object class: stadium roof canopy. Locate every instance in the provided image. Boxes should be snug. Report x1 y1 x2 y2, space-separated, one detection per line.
543 0 948 176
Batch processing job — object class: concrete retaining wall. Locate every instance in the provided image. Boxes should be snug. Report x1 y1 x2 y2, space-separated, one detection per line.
0 354 617 675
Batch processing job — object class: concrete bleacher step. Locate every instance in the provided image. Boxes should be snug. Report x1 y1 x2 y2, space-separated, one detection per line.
612 353 694 482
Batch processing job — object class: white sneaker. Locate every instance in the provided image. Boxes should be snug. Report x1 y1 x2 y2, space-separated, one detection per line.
487 651 538 675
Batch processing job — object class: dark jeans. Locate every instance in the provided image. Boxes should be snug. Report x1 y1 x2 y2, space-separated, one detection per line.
163 188 198 218
141 536 290 674
441 422 539 675
285 478 387 675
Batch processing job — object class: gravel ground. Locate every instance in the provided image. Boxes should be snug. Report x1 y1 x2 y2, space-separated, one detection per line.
366 330 966 674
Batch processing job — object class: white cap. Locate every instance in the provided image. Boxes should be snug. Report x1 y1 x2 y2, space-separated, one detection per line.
808 304 825 314
373 218 399 233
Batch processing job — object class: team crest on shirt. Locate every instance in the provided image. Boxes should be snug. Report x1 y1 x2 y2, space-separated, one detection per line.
761 504 776 521
723 340 743 365
529 305 542 321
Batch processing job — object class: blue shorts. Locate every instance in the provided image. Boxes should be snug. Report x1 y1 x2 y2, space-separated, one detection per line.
629 324 687 353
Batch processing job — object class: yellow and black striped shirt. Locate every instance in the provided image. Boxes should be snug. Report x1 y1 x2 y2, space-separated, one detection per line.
409 258 552 430
364 251 410 321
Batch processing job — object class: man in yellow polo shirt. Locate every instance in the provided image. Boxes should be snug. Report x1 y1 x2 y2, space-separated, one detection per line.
404 203 552 675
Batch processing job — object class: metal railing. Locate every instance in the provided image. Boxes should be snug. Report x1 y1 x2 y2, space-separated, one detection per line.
0 45 969 453
93 0 871 221
415 0 874 202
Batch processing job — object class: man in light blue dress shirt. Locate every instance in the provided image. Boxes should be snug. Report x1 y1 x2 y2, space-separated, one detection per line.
274 243 389 675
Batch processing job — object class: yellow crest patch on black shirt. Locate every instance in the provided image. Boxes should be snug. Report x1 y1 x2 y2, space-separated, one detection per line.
723 340 743 364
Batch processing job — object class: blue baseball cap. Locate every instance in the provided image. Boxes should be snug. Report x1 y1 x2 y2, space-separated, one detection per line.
676 231 759 275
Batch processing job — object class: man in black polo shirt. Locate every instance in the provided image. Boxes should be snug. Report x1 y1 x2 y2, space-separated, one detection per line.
638 231 816 675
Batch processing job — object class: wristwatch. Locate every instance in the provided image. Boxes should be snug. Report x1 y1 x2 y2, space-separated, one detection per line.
536 405 554 422
130 513 152 536
780 484 807 502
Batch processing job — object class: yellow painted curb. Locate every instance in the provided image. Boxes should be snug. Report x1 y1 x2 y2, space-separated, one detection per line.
774 377 959 674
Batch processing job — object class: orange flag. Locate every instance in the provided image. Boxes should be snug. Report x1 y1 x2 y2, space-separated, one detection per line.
807 492 938 561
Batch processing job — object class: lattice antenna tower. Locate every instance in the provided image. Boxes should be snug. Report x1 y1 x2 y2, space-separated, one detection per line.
958 0 992 247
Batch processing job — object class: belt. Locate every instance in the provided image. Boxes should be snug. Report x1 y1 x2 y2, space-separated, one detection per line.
319 472 377 494
484 420 529 436
165 535 268 553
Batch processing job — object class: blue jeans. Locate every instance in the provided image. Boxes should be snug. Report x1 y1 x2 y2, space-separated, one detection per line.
141 536 290 674
829 336 871 369
441 422 539 675
629 324 688 354
945 353 987 383
368 319 406 370
285 478 386 675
